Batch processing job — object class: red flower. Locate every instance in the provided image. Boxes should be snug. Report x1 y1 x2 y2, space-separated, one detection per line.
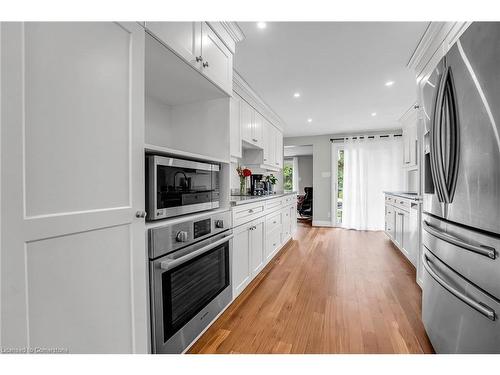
243 168 252 177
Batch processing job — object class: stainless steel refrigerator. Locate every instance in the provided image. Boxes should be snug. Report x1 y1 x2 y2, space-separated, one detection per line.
421 22 500 353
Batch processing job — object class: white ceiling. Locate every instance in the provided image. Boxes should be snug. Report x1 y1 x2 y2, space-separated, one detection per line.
234 22 429 137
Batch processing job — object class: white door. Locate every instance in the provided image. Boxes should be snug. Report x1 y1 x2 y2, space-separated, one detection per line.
0 22 148 353
229 96 242 159
231 224 251 298
200 23 233 95
145 21 202 66
249 218 265 276
331 142 345 226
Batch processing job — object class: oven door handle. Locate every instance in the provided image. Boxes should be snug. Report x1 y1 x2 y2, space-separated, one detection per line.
160 234 233 271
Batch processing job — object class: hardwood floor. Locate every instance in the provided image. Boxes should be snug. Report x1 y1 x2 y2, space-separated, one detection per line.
188 221 434 354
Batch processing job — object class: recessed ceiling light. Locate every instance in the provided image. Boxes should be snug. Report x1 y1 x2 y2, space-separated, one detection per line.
307 118 312 123
371 112 377 116
385 81 395 87
257 22 267 29
293 92 301 98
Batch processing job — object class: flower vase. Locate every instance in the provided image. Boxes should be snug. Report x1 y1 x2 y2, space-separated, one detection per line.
239 177 246 196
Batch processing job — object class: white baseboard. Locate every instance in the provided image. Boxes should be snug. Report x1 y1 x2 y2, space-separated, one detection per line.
312 220 333 227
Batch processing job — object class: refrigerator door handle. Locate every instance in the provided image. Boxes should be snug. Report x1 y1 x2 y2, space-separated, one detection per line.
430 68 448 203
423 221 496 260
422 252 496 321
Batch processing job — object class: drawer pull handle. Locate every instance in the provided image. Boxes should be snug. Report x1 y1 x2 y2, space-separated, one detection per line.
423 221 496 260
248 209 254 213
422 252 496 321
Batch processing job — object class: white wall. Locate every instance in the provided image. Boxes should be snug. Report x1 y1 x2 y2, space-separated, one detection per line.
297 155 313 193
284 129 402 224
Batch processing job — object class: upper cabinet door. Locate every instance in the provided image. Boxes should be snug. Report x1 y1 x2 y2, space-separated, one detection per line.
240 99 254 145
201 23 233 95
145 22 202 65
263 119 273 165
275 128 284 168
252 111 264 147
230 96 242 159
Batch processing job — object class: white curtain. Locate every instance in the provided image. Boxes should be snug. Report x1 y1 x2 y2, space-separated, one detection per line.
341 136 403 231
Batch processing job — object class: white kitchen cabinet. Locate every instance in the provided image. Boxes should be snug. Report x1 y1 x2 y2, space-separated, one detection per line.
249 217 265 276
263 119 274 165
230 96 242 159
290 203 298 237
145 22 233 95
385 195 416 267
232 223 252 298
232 216 265 298
252 110 264 147
401 107 418 169
0 22 149 353
273 126 284 169
240 99 254 145
200 22 233 95
145 21 202 65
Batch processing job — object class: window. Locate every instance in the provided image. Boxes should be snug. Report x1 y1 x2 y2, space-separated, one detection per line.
283 159 293 192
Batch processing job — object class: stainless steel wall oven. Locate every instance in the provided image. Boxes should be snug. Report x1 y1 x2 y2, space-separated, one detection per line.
149 210 232 353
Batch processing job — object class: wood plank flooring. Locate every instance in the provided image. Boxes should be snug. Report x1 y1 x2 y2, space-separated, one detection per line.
188 221 434 354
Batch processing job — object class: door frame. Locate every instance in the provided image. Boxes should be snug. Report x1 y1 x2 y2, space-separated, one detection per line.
331 141 344 227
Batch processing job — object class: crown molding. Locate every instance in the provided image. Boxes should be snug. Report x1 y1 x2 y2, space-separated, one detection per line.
407 22 471 82
233 70 286 132
220 22 245 43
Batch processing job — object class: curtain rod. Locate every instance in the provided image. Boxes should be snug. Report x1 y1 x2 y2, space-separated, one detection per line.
330 134 402 142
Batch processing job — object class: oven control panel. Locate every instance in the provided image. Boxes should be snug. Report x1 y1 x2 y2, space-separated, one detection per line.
148 210 232 259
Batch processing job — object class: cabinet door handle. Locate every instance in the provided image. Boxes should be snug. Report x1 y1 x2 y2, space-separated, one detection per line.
195 56 203 62
252 138 258 142
202 61 209 68
135 210 147 218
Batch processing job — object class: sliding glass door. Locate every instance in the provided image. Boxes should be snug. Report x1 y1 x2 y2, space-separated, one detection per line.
331 142 344 226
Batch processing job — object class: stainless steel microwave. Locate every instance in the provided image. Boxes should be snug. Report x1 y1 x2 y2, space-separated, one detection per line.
146 155 220 221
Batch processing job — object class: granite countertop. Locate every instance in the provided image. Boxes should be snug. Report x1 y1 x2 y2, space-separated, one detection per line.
230 191 297 206
384 191 422 201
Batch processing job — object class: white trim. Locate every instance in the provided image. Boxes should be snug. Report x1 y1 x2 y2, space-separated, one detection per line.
331 142 345 227
407 22 471 82
220 22 245 44
312 220 333 227
292 157 299 193
233 70 285 132
144 143 230 164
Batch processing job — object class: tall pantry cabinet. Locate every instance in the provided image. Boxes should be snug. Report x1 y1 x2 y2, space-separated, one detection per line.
1 22 149 353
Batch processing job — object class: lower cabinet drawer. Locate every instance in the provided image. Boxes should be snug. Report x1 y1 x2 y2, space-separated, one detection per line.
266 228 281 260
266 211 282 233
265 197 283 212
233 202 265 227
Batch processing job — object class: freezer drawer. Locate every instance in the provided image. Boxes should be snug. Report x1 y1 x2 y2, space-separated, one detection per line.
422 214 500 299
422 247 500 353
